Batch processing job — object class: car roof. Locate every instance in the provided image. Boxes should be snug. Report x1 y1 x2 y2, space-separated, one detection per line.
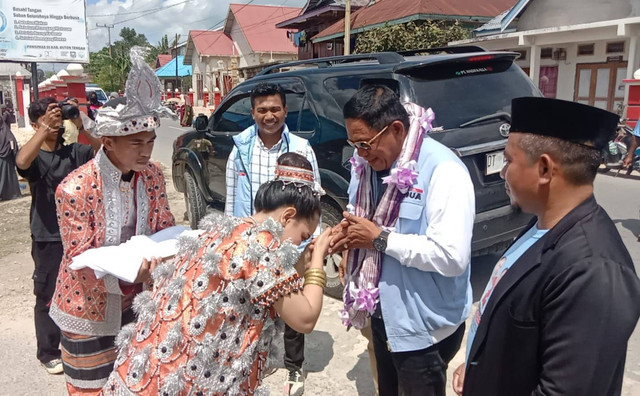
236 49 519 91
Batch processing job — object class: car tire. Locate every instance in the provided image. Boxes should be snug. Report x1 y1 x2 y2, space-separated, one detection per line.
184 171 207 229
320 201 344 299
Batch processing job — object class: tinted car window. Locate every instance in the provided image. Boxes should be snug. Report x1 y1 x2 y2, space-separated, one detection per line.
213 94 252 132
408 63 537 130
212 78 317 135
286 93 317 133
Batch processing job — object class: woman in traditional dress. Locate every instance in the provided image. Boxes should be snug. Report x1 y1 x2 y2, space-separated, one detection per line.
103 152 330 396
0 104 21 200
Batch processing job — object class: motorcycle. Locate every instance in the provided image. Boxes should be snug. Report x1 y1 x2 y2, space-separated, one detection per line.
601 119 640 175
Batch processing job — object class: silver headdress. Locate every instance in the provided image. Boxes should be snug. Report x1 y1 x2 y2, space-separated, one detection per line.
93 46 176 137
273 164 325 197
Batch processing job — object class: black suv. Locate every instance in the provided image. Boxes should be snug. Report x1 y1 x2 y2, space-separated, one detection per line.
172 46 540 298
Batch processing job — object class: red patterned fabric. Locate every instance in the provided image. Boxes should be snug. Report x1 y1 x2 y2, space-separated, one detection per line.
51 158 175 336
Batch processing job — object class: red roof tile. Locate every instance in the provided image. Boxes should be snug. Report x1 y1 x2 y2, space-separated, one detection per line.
189 30 237 56
227 4 301 53
156 54 172 68
314 0 517 40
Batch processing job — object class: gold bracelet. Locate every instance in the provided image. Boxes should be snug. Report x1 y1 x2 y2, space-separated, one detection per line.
304 278 327 286
303 279 326 289
304 268 326 277
304 275 327 283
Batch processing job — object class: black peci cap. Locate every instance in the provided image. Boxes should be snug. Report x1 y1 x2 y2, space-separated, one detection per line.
510 97 619 151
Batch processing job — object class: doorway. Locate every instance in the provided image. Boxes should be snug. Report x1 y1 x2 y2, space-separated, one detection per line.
574 62 627 112
522 66 559 98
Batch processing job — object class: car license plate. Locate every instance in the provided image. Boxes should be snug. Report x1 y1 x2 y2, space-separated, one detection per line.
486 151 505 175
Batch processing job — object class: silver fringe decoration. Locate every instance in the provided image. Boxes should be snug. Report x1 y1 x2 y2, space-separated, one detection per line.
244 240 268 263
257 217 283 237
202 251 222 275
177 234 201 257
125 345 151 386
114 323 136 352
197 212 225 232
158 370 186 396
151 261 176 284
131 290 157 323
276 241 300 270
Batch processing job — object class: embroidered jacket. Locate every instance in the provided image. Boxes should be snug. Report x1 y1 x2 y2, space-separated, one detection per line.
50 148 175 336
102 214 302 396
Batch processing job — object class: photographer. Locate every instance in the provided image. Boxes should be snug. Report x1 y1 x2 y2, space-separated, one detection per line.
60 97 101 151
16 97 94 375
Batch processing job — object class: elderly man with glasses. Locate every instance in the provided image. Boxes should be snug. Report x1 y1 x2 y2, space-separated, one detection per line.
331 85 475 396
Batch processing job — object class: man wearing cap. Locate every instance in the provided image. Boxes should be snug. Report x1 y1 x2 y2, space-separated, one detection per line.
452 97 640 396
49 48 175 395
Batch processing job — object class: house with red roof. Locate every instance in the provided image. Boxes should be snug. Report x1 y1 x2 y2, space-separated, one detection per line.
311 0 516 56
184 29 238 105
185 3 301 106
224 3 300 75
155 54 173 69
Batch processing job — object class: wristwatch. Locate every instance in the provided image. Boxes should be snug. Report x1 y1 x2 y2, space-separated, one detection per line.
373 230 390 252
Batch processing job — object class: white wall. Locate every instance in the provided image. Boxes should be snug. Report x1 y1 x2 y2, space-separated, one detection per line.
511 39 630 102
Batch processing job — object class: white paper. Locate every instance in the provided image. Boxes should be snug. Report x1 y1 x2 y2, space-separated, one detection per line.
69 225 199 283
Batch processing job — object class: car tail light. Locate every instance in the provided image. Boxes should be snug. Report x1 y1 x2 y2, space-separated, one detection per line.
467 55 495 62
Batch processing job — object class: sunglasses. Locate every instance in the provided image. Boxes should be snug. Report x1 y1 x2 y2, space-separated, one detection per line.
347 124 389 150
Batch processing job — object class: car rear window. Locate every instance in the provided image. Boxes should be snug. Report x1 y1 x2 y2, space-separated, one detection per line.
406 62 538 130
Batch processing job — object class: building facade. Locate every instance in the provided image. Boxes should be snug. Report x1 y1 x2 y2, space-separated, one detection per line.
452 0 640 116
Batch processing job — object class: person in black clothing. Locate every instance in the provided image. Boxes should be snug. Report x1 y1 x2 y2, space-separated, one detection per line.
453 98 640 396
16 97 94 374
0 104 20 200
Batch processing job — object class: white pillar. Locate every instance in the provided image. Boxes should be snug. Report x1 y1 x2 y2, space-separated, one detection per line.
624 35 638 117
529 45 541 88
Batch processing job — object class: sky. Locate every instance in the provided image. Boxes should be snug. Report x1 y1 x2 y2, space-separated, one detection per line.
85 0 308 52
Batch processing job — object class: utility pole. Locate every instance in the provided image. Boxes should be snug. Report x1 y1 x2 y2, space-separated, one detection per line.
96 23 114 57
97 23 115 90
175 33 179 93
344 0 351 55
30 62 39 101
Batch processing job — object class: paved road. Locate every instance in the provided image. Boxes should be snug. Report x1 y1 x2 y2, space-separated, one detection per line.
152 118 192 168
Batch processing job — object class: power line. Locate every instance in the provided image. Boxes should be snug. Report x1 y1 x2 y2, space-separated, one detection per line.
87 1 190 31
88 5 168 17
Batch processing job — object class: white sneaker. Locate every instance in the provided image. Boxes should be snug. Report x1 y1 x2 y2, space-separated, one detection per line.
42 358 64 375
283 368 304 396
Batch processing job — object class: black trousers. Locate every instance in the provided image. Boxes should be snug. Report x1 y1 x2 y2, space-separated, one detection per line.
32 240 63 364
372 317 465 396
284 323 304 371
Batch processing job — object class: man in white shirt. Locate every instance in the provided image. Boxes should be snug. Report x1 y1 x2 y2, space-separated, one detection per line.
332 85 475 396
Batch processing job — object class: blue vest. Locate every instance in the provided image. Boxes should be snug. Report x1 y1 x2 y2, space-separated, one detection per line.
348 136 473 352
231 124 309 217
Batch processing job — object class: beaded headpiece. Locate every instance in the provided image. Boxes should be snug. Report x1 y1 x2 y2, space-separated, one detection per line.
92 46 175 137
273 164 325 196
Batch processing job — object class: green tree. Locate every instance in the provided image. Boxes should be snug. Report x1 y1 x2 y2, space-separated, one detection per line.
146 34 171 66
87 27 151 92
354 20 469 54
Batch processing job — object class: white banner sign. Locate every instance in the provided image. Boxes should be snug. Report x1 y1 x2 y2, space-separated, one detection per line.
0 0 89 63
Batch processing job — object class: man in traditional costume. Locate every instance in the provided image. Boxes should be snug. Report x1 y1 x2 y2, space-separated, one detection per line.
453 97 640 396
49 47 176 395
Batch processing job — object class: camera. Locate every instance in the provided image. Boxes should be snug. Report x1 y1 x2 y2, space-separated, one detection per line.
58 100 80 120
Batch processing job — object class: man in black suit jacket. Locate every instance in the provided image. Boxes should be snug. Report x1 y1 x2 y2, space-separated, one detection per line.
453 97 640 396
